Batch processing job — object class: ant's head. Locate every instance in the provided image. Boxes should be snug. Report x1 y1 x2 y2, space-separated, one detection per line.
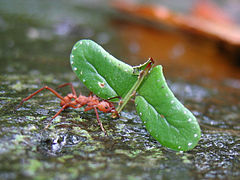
97 101 113 113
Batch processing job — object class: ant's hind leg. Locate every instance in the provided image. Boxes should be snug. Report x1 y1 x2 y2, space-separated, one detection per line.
17 86 65 109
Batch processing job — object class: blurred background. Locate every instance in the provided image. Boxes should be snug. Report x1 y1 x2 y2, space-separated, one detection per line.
0 0 240 179
1 0 240 83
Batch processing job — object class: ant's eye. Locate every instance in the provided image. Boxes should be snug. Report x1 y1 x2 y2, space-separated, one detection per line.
105 106 108 109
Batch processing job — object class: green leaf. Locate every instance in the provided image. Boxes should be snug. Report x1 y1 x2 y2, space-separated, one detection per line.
70 39 201 151
70 39 137 100
135 65 201 151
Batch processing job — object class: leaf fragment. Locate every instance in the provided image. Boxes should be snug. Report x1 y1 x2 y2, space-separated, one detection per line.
70 39 137 99
136 65 201 151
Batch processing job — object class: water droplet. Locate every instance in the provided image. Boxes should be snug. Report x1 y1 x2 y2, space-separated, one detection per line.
184 110 187 114
171 100 174 104
178 146 181 149
86 41 90 45
194 134 198 138
71 61 73 65
73 67 77 71
188 118 192 122
73 46 77 50
188 142 192 146
71 55 74 58
83 79 86 82
139 112 142 116
80 71 83 75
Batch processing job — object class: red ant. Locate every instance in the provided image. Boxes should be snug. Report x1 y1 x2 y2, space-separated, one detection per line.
17 83 119 135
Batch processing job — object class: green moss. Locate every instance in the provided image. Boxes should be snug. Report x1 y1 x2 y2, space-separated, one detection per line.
24 159 43 176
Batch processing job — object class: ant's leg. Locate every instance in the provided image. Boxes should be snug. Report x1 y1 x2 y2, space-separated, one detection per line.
84 106 107 135
58 83 77 97
45 102 84 129
44 103 69 129
69 104 83 109
93 107 107 135
107 96 121 101
88 92 93 97
17 86 65 108
107 100 119 118
111 109 119 119
106 96 123 107
106 96 122 117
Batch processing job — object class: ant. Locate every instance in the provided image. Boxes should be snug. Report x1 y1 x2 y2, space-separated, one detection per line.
17 83 119 135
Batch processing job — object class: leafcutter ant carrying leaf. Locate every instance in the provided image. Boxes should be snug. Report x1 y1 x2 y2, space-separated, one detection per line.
17 83 119 135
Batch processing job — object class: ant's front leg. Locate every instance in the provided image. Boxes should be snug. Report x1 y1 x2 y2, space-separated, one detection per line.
107 96 121 101
111 110 119 119
106 96 122 118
